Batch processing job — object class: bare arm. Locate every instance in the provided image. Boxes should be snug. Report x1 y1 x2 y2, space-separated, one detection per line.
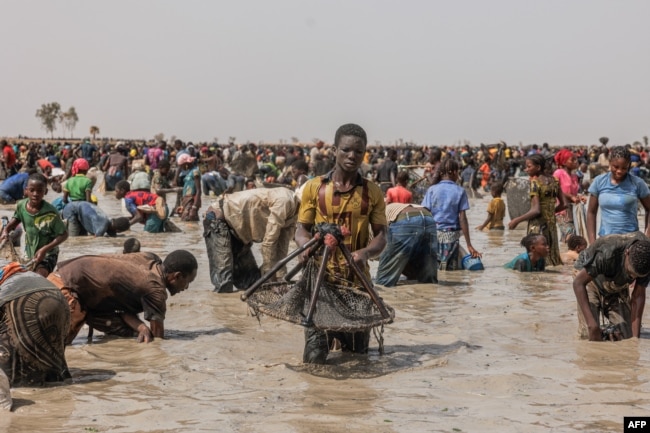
631 282 647 338
129 212 144 226
586 194 598 244
121 313 154 343
295 222 313 262
572 269 601 341
640 195 650 238
34 230 69 264
476 211 493 231
193 175 201 209
174 168 181 187
459 210 480 257
186 174 202 220
555 189 569 214
351 223 387 267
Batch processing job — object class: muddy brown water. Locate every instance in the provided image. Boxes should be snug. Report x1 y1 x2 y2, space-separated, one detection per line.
1 188 648 433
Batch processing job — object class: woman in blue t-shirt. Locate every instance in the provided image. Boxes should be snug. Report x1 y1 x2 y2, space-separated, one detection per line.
586 146 650 244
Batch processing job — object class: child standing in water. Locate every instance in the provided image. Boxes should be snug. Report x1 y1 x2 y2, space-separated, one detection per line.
508 154 567 266
422 158 481 270
0 173 68 277
504 233 549 272
476 182 505 231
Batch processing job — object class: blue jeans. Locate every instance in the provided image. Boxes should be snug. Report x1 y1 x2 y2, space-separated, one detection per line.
201 172 228 196
62 201 111 236
375 213 438 287
227 174 245 192
0 190 16 204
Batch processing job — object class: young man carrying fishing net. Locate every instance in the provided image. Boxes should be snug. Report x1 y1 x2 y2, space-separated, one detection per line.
240 124 394 365
293 123 389 364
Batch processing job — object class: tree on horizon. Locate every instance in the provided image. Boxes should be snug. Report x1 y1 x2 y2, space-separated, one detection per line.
59 106 79 138
90 125 100 140
35 102 61 138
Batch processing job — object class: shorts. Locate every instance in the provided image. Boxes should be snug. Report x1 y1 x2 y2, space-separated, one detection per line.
35 253 59 275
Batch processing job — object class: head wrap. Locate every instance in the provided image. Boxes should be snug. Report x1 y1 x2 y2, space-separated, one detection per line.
71 158 90 176
554 149 574 168
177 153 196 166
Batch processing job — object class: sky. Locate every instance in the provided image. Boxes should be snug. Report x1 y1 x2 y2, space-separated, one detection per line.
1 0 649 147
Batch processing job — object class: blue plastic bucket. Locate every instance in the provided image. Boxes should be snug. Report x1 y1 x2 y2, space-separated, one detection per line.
461 254 484 271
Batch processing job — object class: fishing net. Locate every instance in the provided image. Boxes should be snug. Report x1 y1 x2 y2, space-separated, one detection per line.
0 238 22 264
246 258 395 332
0 231 35 271
407 170 432 205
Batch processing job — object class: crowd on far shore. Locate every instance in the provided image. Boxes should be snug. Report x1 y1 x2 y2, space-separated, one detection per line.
3 135 650 188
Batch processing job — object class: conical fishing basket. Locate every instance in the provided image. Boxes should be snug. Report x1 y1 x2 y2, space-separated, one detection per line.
246 258 394 332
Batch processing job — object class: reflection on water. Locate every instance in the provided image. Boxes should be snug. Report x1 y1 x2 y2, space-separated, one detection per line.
67 368 116 385
288 340 478 379
1 190 649 432
164 327 241 340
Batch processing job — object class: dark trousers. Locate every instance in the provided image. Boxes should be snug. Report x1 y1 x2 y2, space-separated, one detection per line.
303 327 371 364
203 218 261 293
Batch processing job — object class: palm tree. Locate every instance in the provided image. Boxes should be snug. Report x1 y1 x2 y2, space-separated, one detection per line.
90 125 100 140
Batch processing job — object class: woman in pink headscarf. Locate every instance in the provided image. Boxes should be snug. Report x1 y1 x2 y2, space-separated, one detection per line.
553 149 584 242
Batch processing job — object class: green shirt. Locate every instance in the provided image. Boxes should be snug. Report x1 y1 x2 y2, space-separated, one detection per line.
64 175 93 201
13 199 67 258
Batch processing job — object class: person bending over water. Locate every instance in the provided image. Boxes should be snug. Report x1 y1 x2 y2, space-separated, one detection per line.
573 232 650 341
48 250 197 344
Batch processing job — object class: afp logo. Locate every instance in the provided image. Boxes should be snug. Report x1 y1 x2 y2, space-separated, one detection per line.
625 417 650 432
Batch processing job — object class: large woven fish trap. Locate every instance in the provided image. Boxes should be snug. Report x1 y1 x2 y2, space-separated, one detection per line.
246 259 395 332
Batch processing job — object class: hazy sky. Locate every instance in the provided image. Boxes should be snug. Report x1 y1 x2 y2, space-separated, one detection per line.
2 1 649 146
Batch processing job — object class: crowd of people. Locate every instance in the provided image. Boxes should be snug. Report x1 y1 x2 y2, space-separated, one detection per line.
0 128 650 407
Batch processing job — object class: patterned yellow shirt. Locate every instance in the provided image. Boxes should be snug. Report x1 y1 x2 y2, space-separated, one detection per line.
298 172 387 284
